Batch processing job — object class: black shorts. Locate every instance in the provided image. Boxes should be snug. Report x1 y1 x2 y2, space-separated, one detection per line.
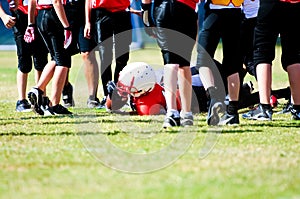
64 3 96 54
37 8 71 68
196 7 243 77
12 10 48 73
253 1 300 70
153 0 197 67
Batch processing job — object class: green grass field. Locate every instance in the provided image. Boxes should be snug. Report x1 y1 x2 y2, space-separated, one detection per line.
0 45 300 199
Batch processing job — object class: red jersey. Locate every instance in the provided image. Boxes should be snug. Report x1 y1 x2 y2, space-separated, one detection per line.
91 0 130 12
36 0 67 9
132 83 181 116
10 0 28 14
177 0 198 10
133 83 166 116
280 0 300 3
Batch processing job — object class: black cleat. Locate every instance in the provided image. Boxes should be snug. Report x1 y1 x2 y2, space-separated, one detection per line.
28 87 44 115
16 99 31 112
62 83 75 108
44 104 73 116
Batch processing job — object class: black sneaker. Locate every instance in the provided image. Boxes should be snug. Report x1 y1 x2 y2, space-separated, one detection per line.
163 113 180 128
41 96 50 110
207 99 225 126
28 87 44 115
16 99 31 112
242 104 273 121
87 97 100 108
291 108 300 120
180 113 194 127
62 83 75 108
44 104 72 116
95 96 107 109
219 112 239 125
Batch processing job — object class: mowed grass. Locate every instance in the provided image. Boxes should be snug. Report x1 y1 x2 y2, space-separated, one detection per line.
0 44 300 199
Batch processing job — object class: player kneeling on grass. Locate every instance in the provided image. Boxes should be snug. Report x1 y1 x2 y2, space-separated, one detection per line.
105 62 181 116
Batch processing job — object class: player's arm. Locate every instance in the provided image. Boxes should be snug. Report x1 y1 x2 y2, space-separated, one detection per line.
27 0 36 25
84 0 92 39
24 0 37 43
52 0 72 48
52 0 69 29
0 3 16 29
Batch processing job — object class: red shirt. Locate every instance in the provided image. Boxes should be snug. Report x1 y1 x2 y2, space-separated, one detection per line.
9 0 28 14
178 0 198 10
133 83 166 116
133 83 181 115
91 0 130 12
280 0 300 3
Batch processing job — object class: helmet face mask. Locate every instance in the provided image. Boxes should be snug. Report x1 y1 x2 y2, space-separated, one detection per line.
117 62 157 97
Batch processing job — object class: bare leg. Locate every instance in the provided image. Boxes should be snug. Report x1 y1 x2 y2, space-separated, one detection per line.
50 66 69 106
83 51 99 98
198 67 215 89
164 64 179 111
256 63 272 104
227 72 240 101
178 66 192 113
17 70 28 100
36 61 56 92
287 63 300 105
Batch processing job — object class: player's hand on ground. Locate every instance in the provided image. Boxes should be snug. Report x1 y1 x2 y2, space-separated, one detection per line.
24 26 35 43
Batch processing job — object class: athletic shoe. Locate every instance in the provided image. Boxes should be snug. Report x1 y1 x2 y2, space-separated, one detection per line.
15 99 31 112
62 83 75 108
163 113 180 128
95 96 107 109
242 104 273 121
277 100 292 114
41 96 50 110
291 108 300 120
28 87 44 115
219 112 239 125
87 97 100 108
207 98 225 126
180 113 194 127
44 104 72 116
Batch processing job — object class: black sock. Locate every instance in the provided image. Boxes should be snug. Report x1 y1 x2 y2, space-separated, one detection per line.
227 101 239 115
261 103 272 110
292 105 300 111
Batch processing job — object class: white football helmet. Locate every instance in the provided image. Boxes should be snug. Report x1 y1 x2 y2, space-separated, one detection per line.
117 62 157 97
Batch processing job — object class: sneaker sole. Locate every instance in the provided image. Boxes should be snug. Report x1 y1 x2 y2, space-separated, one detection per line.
28 91 44 115
218 115 235 125
180 119 193 127
207 102 224 125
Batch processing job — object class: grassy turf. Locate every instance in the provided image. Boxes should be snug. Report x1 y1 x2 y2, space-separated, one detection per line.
0 45 299 199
